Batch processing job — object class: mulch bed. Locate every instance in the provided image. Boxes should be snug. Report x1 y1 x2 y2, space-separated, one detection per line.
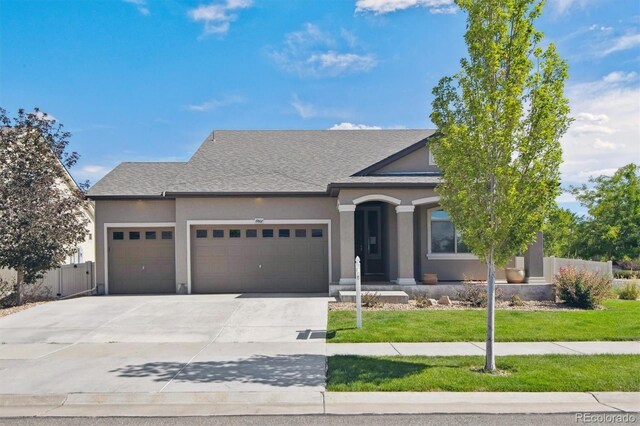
329 299 582 311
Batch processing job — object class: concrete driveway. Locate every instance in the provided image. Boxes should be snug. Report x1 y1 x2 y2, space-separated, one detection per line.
0 295 332 394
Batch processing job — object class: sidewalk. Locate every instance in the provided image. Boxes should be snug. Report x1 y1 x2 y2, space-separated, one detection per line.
326 341 640 356
0 391 638 417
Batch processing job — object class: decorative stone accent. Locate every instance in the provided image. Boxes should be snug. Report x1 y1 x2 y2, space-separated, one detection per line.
428 298 438 305
438 295 451 305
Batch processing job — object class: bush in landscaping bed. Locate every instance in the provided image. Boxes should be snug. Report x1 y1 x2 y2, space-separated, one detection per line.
456 279 503 307
361 292 382 308
614 270 640 279
555 266 612 309
618 281 639 301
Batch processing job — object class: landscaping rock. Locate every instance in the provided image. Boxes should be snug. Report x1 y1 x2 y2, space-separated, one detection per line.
428 298 438 305
438 295 451 305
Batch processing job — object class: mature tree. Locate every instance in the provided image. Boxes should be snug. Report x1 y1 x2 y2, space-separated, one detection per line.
430 0 570 371
543 203 579 258
571 164 640 261
0 108 89 304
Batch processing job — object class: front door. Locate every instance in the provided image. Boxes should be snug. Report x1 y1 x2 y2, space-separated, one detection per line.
355 204 385 278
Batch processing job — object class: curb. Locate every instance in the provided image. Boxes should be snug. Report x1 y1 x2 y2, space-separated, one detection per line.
0 392 638 417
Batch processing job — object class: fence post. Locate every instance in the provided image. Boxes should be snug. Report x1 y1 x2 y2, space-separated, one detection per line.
355 256 362 329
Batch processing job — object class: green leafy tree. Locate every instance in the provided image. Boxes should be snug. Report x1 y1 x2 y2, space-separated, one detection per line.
543 203 579 257
430 0 570 371
571 164 640 261
0 108 89 305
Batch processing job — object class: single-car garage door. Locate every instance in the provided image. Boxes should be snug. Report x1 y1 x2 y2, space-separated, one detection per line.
108 227 175 294
191 224 328 293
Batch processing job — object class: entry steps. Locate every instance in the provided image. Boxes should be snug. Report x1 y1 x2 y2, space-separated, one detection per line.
338 290 409 304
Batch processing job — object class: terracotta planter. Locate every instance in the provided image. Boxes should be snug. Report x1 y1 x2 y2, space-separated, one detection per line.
505 267 525 284
422 273 438 285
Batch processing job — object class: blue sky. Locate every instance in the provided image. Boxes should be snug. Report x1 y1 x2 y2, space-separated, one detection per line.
1 0 639 215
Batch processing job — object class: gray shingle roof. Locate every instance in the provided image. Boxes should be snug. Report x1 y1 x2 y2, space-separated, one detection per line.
88 129 436 197
87 162 185 197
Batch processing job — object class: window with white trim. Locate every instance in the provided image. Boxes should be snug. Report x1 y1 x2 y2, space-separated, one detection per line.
429 209 469 254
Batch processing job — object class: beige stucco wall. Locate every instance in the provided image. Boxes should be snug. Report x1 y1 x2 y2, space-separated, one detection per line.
174 196 341 289
338 188 437 206
376 148 434 173
94 199 177 286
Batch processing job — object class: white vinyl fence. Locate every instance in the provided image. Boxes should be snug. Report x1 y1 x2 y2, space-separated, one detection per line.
543 257 613 283
38 261 95 298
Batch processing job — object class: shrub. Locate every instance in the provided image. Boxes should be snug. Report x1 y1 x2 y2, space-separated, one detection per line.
555 266 612 309
510 294 524 307
414 295 432 308
614 270 639 279
361 292 382 308
615 259 640 271
618 281 639 301
456 279 503 307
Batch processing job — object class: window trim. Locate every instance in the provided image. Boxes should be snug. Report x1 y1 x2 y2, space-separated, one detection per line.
426 207 478 260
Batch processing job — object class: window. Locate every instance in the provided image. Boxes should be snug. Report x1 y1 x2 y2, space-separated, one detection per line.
129 231 140 240
213 229 224 238
311 229 323 238
161 231 173 240
278 229 290 238
246 229 257 238
230 229 241 238
295 229 306 238
262 229 274 238
88 233 92 240
113 231 124 240
145 231 156 240
430 209 469 254
196 229 207 238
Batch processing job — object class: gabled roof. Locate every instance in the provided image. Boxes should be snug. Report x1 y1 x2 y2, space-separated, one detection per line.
87 129 436 197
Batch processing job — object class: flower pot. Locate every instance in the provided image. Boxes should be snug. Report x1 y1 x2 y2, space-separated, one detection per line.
422 273 438 285
505 267 525 284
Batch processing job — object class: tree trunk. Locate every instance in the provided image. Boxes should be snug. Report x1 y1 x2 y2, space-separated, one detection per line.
16 270 24 306
485 253 496 372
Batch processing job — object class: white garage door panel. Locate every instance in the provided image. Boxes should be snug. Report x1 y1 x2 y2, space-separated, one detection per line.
191 224 328 293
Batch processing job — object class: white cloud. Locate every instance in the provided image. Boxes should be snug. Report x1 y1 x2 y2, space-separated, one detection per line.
123 0 150 16
74 165 112 182
33 111 56 122
600 32 640 56
329 122 382 130
355 0 456 14
185 95 245 112
560 71 640 186
270 23 377 77
188 0 252 36
290 95 348 119
548 0 591 16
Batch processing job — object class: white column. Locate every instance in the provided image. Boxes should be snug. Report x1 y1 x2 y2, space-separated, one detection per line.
396 205 416 285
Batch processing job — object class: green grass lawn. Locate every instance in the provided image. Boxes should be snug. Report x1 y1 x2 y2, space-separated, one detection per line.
327 354 640 392
327 300 640 343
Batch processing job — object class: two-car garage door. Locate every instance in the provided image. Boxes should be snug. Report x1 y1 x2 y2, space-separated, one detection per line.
191 224 328 293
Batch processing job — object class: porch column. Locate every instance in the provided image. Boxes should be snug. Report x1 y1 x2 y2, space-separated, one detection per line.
524 231 546 284
338 203 356 285
396 205 416 285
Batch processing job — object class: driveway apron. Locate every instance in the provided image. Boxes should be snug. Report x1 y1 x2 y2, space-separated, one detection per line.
0 295 331 394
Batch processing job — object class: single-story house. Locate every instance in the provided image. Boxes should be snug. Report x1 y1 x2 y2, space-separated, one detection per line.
87 130 545 295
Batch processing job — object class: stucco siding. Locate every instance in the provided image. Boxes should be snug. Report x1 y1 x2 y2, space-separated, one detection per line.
95 199 177 286
376 147 437 174
338 188 438 206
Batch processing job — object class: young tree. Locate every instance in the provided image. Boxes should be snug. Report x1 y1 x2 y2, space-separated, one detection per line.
571 164 640 261
0 108 89 305
430 0 570 371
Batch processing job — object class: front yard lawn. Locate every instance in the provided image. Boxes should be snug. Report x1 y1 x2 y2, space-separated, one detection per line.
327 300 640 342
327 354 640 392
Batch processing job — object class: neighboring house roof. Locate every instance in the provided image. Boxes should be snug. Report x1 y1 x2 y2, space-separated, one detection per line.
87 129 437 197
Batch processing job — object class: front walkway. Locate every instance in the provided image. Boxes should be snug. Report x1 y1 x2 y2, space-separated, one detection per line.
327 341 640 356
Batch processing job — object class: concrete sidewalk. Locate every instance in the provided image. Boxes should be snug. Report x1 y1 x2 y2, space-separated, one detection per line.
0 392 637 417
327 341 640 356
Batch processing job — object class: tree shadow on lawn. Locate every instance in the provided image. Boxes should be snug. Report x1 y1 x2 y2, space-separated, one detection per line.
110 354 326 388
328 356 459 386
